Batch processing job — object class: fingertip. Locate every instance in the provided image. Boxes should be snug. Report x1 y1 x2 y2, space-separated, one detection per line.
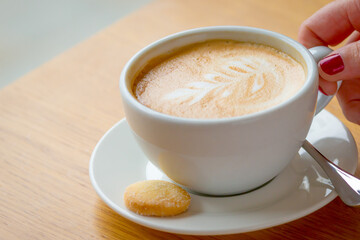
318 77 337 95
318 42 360 81
317 62 343 83
298 22 309 46
298 22 325 48
319 53 345 76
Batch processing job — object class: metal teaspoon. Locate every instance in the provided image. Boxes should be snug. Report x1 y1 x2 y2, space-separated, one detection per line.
302 140 360 206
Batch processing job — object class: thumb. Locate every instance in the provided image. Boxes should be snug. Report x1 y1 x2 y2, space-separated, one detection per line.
318 41 360 81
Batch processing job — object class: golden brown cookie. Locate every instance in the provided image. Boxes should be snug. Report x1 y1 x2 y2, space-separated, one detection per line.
124 180 191 217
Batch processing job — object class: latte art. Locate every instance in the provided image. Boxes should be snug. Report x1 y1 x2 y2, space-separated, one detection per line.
163 57 282 105
133 40 305 119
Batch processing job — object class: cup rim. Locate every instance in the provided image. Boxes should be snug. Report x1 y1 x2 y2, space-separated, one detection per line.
119 26 317 125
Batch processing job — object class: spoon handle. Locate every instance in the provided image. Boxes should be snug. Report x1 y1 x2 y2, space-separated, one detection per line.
302 140 360 206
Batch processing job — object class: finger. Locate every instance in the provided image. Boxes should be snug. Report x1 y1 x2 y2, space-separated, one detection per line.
298 0 360 48
336 79 360 124
318 76 338 95
318 41 360 81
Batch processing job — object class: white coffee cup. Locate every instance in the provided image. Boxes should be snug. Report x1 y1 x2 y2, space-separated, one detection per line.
119 26 334 195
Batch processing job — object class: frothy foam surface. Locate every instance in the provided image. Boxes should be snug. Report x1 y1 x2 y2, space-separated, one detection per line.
133 40 305 119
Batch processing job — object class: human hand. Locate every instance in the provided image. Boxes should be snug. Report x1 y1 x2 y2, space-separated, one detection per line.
298 0 360 124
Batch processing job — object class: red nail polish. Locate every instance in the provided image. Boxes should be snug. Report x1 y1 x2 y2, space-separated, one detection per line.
319 53 344 75
318 86 328 96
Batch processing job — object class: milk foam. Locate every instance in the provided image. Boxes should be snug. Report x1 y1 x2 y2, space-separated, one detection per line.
133 40 305 119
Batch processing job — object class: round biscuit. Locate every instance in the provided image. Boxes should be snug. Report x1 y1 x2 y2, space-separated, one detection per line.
124 180 191 217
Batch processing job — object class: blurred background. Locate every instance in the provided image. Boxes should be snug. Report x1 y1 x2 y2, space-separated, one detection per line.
0 0 151 89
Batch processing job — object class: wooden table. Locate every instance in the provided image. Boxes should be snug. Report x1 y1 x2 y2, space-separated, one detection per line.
1 0 359 239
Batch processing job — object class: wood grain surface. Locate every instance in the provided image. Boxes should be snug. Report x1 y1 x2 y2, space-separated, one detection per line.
1 0 360 239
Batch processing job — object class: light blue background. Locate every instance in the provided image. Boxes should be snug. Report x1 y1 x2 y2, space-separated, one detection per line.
0 0 151 88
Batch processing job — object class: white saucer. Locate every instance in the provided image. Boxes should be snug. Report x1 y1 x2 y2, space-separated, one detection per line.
89 110 358 235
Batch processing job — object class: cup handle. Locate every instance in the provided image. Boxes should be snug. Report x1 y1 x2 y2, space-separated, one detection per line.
309 46 342 115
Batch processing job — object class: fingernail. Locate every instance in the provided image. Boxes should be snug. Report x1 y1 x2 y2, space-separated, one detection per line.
318 86 328 96
319 53 344 75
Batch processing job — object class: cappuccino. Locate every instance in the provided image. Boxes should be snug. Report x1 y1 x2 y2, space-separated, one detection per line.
133 40 305 119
